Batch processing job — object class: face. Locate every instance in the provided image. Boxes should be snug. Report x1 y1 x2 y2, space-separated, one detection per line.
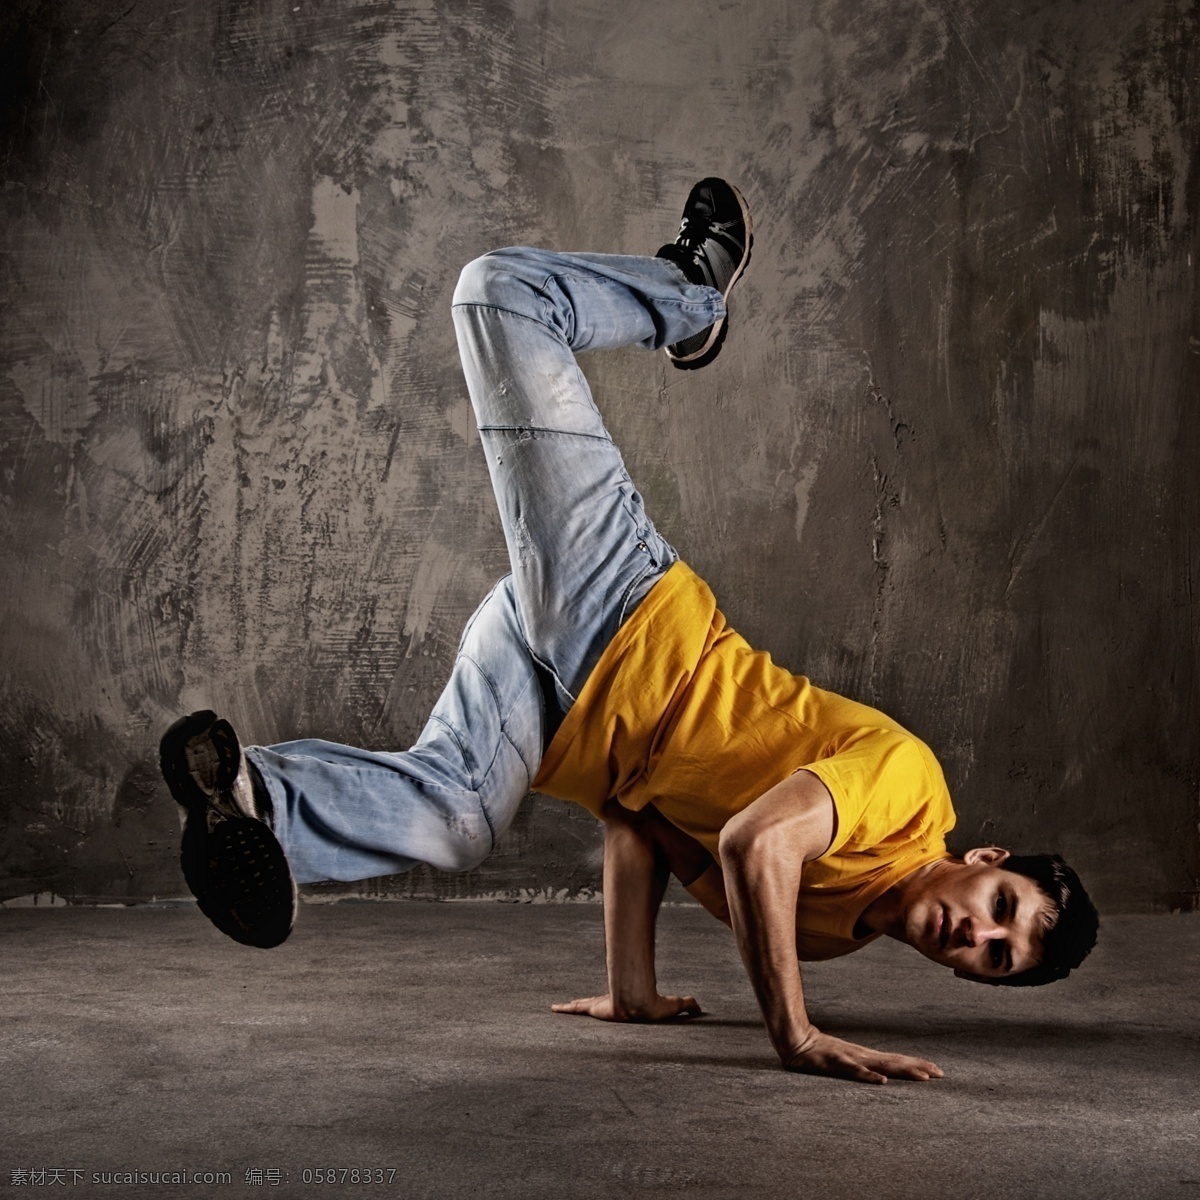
899 848 1057 981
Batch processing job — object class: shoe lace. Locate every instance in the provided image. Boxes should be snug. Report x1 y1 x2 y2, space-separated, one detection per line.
675 213 713 260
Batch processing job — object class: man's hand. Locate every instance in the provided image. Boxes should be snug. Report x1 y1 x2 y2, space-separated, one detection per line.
551 992 702 1022
782 1027 943 1085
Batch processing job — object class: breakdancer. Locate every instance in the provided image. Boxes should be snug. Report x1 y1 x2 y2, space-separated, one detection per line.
161 179 1097 1084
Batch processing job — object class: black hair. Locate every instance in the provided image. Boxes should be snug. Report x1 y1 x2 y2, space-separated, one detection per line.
985 854 1099 987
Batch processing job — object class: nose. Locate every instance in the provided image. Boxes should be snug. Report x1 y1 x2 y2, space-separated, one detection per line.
963 917 1003 947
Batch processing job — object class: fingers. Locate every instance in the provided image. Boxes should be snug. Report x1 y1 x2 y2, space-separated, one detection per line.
849 1058 937 1083
665 994 703 1018
784 1033 944 1085
860 1056 942 1083
878 1054 943 1081
550 993 704 1022
850 1065 888 1085
550 996 603 1016
810 1056 888 1085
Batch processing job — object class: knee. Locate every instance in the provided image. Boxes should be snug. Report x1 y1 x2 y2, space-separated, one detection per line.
451 248 539 311
427 806 495 873
437 835 491 873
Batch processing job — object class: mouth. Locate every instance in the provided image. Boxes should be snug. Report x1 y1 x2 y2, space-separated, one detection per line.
937 905 949 953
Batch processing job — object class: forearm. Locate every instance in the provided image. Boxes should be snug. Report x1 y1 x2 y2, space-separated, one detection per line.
601 802 720 987
552 810 702 1024
721 835 814 1061
716 771 837 1065
602 815 670 1013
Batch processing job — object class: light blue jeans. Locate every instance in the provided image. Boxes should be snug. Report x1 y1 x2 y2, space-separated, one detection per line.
246 248 726 884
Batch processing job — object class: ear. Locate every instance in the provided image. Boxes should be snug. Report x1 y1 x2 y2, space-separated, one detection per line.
962 846 1011 867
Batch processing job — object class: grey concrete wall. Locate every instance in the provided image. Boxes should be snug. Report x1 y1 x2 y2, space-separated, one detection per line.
1 0 1195 911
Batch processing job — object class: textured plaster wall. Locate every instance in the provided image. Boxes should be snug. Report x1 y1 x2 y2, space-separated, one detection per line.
1 0 1196 910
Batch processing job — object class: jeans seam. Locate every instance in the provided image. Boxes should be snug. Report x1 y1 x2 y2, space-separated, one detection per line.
499 732 530 799
497 673 541 781
454 652 515 826
477 424 614 444
474 768 500 848
453 289 722 355
458 651 503 721
541 270 723 312
452 300 569 331
423 713 477 784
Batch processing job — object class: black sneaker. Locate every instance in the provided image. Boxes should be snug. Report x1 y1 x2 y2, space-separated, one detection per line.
160 710 297 948
657 178 753 370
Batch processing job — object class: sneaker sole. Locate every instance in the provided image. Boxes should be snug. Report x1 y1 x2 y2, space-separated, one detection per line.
161 711 297 949
181 817 297 949
666 182 754 369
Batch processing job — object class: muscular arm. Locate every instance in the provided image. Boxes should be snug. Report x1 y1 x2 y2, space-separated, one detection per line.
720 771 942 1084
551 803 701 1021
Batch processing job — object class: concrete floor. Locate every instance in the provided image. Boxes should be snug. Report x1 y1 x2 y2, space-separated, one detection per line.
2 902 1198 1200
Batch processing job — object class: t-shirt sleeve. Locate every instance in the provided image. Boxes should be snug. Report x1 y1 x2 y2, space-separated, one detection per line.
801 728 952 860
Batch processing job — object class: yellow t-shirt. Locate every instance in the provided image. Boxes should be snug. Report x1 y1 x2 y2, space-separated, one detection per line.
532 561 956 960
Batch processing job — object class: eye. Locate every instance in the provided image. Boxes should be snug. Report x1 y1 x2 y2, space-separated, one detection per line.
989 940 1005 970
994 892 1008 919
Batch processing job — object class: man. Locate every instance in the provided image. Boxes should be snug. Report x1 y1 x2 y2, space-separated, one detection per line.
161 179 1098 1084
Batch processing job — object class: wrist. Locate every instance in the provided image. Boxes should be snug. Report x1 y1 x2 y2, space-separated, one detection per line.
610 978 658 1015
773 1020 819 1062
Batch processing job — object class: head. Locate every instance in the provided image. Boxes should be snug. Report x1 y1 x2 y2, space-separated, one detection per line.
897 847 1098 986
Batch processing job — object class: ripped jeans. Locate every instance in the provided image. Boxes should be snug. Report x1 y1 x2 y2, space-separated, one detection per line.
246 248 726 883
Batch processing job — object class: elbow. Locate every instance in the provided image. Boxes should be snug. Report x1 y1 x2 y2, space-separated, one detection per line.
717 814 761 870
718 810 797 879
